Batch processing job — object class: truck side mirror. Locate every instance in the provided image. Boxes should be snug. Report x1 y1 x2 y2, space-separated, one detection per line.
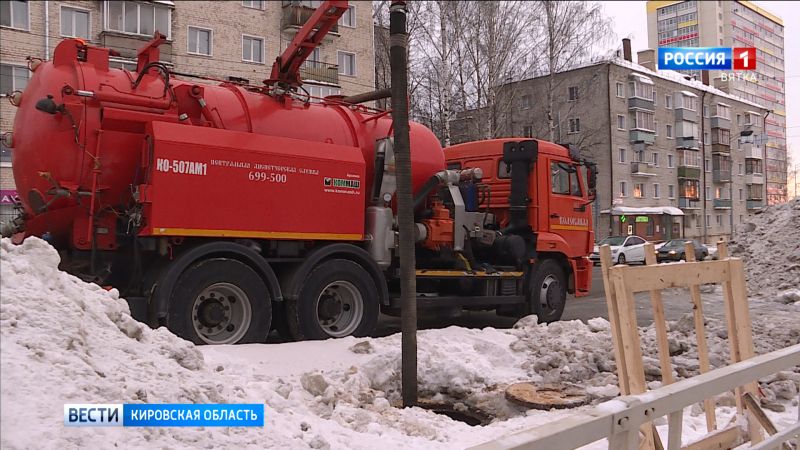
586 163 597 201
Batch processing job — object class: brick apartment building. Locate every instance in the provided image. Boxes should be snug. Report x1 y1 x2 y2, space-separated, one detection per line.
0 0 376 221
452 48 769 244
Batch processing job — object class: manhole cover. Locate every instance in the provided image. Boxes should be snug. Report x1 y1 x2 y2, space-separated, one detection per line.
416 400 493 426
505 383 589 410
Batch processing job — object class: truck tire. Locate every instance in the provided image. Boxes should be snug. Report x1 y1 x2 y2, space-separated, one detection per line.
287 259 379 340
168 258 272 345
529 259 566 323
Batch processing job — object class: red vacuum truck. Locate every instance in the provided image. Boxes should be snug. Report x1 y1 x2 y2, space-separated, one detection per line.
1 1 595 344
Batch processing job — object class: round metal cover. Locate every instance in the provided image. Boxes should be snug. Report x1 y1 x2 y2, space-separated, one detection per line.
505 383 589 410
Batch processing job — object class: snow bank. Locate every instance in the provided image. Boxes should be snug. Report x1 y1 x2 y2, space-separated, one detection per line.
1 237 798 450
730 197 800 300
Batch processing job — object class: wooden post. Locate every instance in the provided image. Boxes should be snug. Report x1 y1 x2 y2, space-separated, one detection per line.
684 242 717 432
716 238 745 414
600 245 630 395
644 243 674 385
743 393 791 450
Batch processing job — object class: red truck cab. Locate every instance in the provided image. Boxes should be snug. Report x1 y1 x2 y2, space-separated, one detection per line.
444 138 594 299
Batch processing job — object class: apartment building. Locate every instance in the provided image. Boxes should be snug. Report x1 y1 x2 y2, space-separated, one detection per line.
451 49 769 244
0 0 376 221
647 0 787 204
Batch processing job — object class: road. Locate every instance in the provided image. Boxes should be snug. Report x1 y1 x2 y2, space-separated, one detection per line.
373 265 699 337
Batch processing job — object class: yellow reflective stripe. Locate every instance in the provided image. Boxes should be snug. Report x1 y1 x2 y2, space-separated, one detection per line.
551 224 590 231
151 227 362 240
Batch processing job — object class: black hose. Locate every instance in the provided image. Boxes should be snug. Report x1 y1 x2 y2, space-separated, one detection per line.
412 175 441 210
372 149 385 204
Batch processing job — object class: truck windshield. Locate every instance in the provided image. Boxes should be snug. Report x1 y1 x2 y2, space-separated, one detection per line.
599 236 626 246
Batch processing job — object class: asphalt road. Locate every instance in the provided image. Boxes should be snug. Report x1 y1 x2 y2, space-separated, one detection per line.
373 265 699 336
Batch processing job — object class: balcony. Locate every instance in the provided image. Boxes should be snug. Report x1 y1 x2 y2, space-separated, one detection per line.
711 143 730 155
299 61 339 85
100 32 174 63
710 116 731 129
742 142 763 159
713 198 732 209
282 3 339 34
629 130 655 145
745 173 764 185
674 108 696 122
630 162 657 176
677 137 698 148
746 199 763 210
679 197 701 209
677 166 701 179
628 97 654 111
713 169 731 183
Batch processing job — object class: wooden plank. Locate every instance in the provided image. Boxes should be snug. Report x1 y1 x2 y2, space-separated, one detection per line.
728 258 763 444
644 243 675 386
681 425 743 450
600 245 630 395
742 393 793 450
684 242 717 433
611 270 655 450
716 238 744 414
610 260 730 293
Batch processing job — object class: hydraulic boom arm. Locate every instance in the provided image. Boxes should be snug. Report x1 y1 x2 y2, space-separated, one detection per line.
266 0 349 90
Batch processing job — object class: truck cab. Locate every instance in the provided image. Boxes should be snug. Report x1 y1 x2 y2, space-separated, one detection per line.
444 138 595 305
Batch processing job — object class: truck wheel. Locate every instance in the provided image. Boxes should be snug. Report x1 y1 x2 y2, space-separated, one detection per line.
168 258 271 345
288 259 379 340
529 259 566 323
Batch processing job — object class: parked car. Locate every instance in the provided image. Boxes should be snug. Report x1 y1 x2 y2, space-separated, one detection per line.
655 239 708 262
590 235 648 265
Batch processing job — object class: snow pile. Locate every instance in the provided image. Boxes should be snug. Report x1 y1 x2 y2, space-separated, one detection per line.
1 237 798 450
730 198 800 300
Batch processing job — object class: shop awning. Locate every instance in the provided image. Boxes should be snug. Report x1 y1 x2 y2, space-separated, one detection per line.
600 206 685 216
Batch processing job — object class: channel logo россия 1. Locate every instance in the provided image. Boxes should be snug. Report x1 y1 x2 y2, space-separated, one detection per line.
658 47 756 71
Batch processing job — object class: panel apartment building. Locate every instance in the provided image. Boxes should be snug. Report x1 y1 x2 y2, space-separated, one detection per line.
0 0 376 220
451 48 769 244
647 0 787 204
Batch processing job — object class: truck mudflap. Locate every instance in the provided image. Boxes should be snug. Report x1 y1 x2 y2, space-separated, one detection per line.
572 256 592 297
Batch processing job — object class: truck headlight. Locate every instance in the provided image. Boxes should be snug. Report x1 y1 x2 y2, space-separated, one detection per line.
668 250 676 255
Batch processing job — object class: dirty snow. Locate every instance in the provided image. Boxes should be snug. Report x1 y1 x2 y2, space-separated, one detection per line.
731 197 800 300
1 237 798 449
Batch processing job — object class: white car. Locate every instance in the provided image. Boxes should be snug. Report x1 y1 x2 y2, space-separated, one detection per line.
590 235 648 265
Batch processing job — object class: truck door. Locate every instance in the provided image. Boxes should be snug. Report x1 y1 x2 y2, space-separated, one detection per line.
547 159 590 256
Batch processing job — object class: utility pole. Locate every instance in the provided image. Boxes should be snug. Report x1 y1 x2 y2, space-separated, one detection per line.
390 0 417 407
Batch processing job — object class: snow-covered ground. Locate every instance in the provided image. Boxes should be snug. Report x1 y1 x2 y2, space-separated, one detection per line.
1 227 798 449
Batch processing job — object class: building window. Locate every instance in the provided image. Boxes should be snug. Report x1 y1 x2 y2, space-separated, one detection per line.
745 159 763 175
616 82 624 98
620 181 628 197
188 27 212 56
523 126 533 138
704 158 710 172
0 0 29 30
676 93 697 111
632 110 655 131
568 118 580 133
305 84 341 103
60 6 90 39
665 94 672 109
619 148 626 163
713 103 731 120
739 188 743 200
105 1 172 38
617 115 625 130
666 124 673 138
242 0 265 9
705 186 711 199
706 214 711 227
668 184 675 199
634 183 645 198
0 64 29 94
738 163 743 175
242 35 264 63
652 152 659 166
521 95 531 109
629 80 654 100
654 120 659 136
337 51 356 76
681 180 700 199
653 183 660 198
704 131 710 145
716 214 722 226
678 149 701 167
667 153 674 168
568 86 578 101
712 128 730 146
703 105 709 118
339 5 356 27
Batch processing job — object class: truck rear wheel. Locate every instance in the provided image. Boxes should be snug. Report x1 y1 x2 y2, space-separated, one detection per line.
168 258 272 345
287 259 379 340
529 259 566 323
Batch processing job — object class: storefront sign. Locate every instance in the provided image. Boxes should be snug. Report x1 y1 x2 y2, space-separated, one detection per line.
635 216 649 223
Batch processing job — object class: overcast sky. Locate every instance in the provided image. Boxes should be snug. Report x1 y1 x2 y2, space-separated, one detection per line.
599 1 800 167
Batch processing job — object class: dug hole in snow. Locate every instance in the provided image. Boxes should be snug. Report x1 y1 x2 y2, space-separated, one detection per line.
1 237 798 449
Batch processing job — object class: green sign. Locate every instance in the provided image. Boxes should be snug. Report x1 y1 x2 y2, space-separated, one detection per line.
620 215 627 223
635 216 649 223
